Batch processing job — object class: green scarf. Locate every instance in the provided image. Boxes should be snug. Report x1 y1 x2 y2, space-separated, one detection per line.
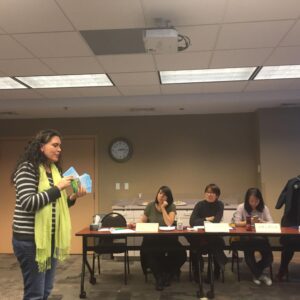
35 163 71 272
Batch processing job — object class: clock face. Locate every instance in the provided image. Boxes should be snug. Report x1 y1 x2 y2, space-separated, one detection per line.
109 138 132 162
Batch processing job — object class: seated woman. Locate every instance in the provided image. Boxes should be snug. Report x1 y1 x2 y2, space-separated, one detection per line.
189 183 227 282
232 187 273 286
140 186 187 291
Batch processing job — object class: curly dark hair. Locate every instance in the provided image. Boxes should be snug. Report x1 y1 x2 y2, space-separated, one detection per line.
11 129 62 183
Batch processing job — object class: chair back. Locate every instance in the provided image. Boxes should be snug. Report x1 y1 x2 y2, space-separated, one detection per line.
102 212 127 227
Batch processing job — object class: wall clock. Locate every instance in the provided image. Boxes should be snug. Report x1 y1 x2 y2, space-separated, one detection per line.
109 138 133 162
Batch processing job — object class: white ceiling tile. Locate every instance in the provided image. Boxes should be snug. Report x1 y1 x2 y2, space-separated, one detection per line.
0 0 73 33
109 72 159 86
0 35 33 59
245 79 295 91
36 88 80 99
57 0 145 30
199 81 248 93
118 85 161 96
13 32 93 58
42 57 104 75
37 87 120 98
97 54 156 73
0 59 54 76
142 0 227 26
76 87 121 97
265 46 300 65
0 89 42 99
216 21 294 49
155 52 211 71
225 0 300 23
211 48 273 68
280 20 300 46
289 79 300 90
177 25 219 51
161 83 204 95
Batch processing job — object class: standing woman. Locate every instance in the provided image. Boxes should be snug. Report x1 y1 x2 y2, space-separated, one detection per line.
140 186 187 291
11 129 87 300
233 188 273 286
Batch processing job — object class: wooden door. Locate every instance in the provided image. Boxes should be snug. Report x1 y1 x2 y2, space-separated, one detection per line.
0 138 27 253
0 136 97 254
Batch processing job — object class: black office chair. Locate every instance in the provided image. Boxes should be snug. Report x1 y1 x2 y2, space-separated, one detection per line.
92 212 130 284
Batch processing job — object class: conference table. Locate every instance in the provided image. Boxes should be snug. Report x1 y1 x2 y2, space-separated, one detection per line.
75 226 300 299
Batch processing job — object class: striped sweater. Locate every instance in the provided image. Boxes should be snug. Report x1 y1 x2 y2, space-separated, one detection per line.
12 161 74 240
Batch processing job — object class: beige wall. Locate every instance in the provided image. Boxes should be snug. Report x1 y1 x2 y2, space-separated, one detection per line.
0 113 258 214
258 107 300 223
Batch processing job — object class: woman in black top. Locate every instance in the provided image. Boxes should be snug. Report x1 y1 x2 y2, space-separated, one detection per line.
189 183 227 282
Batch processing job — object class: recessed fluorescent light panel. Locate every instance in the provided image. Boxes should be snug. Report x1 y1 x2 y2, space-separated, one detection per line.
0 77 27 89
16 74 113 88
254 65 300 80
160 67 256 84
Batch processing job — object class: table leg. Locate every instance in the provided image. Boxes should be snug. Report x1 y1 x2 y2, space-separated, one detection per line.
196 251 205 299
79 236 87 298
207 253 215 299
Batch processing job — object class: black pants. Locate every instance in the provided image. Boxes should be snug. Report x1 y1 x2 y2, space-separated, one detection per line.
140 237 187 281
279 236 300 273
233 236 273 278
188 236 227 280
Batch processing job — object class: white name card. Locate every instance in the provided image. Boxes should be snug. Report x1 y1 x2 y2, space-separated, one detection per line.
255 223 281 233
204 222 230 233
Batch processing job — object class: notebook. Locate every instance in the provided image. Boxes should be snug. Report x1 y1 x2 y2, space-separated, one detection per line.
135 223 159 232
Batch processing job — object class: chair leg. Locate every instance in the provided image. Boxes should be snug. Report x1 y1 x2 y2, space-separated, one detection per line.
97 254 101 274
92 253 95 276
231 250 234 272
189 251 193 281
236 251 240 281
232 249 241 281
127 250 130 274
124 252 127 285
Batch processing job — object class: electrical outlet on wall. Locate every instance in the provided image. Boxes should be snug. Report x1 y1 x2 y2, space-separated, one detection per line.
115 183 120 190
124 183 129 190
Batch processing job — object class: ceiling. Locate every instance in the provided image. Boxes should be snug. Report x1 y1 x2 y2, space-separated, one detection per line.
0 0 300 119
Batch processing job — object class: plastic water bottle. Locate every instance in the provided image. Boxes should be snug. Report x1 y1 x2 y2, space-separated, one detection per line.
176 217 183 230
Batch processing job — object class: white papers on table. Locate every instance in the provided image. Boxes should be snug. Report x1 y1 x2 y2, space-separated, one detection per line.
204 222 230 232
98 228 110 231
186 226 205 231
255 223 281 233
159 226 175 231
109 228 135 234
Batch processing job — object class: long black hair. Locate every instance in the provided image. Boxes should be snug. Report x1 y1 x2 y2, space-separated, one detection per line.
244 187 265 214
11 129 62 183
154 185 174 207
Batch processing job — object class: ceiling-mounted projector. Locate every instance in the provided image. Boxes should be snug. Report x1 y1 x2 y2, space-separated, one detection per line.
143 28 178 54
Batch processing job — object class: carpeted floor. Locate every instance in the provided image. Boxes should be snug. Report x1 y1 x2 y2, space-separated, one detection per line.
1 253 300 300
